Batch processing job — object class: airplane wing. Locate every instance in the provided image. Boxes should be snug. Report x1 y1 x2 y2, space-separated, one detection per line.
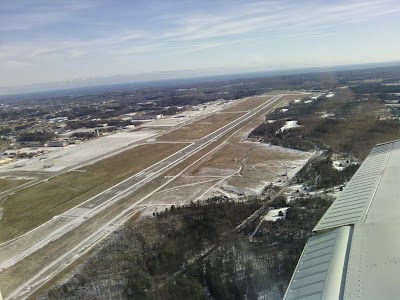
284 140 400 300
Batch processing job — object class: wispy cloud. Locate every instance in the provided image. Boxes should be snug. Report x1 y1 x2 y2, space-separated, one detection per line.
1 0 400 88
3 0 400 59
161 0 400 43
0 0 97 32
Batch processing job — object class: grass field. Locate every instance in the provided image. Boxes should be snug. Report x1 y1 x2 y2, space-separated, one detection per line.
159 112 245 141
222 95 273 112
0 178 31 193
0 142 188 242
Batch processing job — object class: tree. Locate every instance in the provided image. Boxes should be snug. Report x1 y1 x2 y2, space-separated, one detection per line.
270 195 287 208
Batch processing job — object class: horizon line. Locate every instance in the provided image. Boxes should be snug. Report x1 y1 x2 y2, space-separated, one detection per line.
1 60 400 100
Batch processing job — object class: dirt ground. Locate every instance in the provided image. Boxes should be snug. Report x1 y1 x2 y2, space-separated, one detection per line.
0 142 188 242
146 180 220 207
158 112 245 141
186 142 247 176
160 176 222 190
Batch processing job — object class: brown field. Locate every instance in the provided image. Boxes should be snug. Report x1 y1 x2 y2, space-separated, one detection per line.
244 143 305 165
224 175 266 192
0 142 188 242
147 180 220 206
158 112 244 141
0 178 31 193
159 176 220 190
170 113 311 199
187 142 247 176
222 95 273 112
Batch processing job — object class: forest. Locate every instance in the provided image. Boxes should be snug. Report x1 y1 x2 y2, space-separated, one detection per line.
43 195 332 300
250 88 400 159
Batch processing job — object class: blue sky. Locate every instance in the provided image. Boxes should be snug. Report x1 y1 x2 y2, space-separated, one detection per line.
1 0 400 93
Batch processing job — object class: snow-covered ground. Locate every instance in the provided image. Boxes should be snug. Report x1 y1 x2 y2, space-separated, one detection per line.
326 93 335 98
332 160 358 171
280 120 300 131
321 112 335 118
0 130 160 173
332 160 346 171
331 153 359 171
264 207 288 222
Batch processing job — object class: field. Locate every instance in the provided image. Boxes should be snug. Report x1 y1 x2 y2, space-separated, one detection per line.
158 112 245 141
0 142 188 242
0 177 32 193
222 95 273 112
143 141 310 212
143 94 312 211
141 93 313 209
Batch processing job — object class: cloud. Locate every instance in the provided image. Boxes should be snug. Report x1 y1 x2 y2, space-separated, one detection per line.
3 0 399 60
161 0 400 42
1 0 400 87
0 0 97 32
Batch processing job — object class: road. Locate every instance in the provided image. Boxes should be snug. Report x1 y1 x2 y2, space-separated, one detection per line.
0 94 290 299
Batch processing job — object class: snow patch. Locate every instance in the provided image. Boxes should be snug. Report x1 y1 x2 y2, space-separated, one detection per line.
331 154 359 171
326 93 335 98
280 120 300 131
264 207 288 222
332 160 346 171
321 112 335 118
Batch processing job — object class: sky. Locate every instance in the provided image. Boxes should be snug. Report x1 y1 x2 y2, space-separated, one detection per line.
1 0 400 94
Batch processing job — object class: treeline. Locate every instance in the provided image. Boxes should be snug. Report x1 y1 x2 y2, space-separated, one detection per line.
295 155 359 190
350 84 400 94
16 131 55 142
71 132 96 139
